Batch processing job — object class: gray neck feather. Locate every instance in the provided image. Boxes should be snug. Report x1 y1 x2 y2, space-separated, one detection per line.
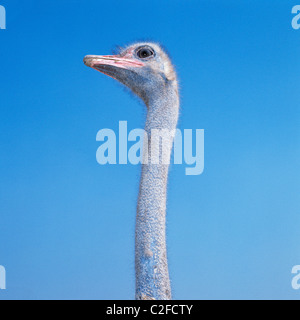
135 82 179 300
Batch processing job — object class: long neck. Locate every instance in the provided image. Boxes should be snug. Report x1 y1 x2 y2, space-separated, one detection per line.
135 86 179 300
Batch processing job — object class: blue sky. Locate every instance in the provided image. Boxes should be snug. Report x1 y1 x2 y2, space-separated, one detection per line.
0 0 299 300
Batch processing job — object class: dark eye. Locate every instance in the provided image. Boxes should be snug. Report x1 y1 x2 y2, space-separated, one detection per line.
137 47 155 59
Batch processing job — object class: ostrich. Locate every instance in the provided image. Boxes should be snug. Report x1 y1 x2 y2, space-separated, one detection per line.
84 42 179 300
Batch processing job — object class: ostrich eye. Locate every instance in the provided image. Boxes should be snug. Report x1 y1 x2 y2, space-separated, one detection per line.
137 47 155 59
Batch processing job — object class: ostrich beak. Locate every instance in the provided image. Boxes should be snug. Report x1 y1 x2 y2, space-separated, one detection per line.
83 55 144 77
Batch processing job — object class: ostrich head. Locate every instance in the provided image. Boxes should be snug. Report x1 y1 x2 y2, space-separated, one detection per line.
83 42 178 105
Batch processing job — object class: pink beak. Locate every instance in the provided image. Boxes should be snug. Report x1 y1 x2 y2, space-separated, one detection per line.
83 54 144 78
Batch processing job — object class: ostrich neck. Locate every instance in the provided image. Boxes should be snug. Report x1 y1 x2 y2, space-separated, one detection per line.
135 87 179 300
